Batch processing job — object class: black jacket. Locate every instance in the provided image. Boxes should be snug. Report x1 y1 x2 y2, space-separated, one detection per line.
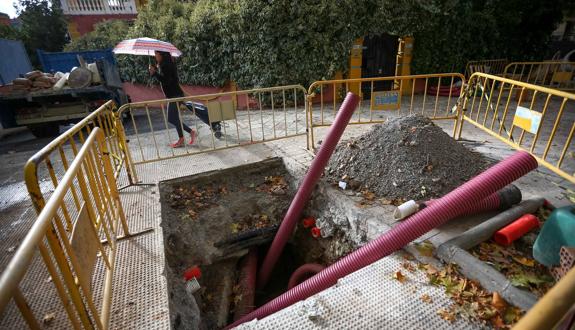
152 61 185 98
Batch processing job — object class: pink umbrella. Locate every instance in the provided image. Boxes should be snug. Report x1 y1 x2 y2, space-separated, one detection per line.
113 37 182 57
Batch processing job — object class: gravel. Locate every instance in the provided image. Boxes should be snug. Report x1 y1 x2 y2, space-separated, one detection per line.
325 115 488 200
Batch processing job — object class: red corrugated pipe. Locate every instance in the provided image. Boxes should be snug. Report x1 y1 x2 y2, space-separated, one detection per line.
287 264 325 290
257 92 360 289
233 248 258 321
227 151 538 328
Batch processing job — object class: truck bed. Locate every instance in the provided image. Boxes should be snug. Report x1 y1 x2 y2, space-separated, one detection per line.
0 84 111 101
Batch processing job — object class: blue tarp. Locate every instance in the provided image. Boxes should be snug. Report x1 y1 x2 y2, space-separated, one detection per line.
0 38 33 85
37 49 116 73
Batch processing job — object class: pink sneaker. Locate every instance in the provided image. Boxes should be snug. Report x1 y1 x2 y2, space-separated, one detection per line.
170 137 184 148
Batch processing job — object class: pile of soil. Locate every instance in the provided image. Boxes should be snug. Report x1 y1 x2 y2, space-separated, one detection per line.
326 115 488 200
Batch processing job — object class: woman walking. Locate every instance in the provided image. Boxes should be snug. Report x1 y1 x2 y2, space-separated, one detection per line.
149 50 196 148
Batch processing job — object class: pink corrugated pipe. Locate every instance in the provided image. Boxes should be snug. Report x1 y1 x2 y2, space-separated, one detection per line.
233 248 258 321
287 264 325 290
227 151 538 328
257 92 360 289
422 184 522 215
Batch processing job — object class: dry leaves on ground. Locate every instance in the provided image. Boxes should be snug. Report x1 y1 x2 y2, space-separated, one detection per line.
256 176 288 195
230 214 272 233
420 263 522 328
470 241 555 297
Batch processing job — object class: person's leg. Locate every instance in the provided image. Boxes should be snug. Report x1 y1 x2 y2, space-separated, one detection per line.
167 102 193 137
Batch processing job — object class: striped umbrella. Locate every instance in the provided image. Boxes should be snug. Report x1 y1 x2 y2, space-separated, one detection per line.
113 37 182 57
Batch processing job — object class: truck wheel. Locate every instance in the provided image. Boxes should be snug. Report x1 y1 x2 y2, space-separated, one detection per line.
29 124 61 138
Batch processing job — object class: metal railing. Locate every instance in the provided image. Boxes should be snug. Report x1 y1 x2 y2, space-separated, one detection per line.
503 61 575 91
23 100 133 214
0 128 128 329
464 59 508 78
306 73 466 149
458 72 575 183
116 85 308 180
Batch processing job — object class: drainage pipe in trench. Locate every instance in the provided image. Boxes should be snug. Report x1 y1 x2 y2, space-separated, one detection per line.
287 264 325 290
257 92 360 289
233 248 258 321
227 151 538 329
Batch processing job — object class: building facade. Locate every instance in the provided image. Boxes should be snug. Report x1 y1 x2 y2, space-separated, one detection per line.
60 0 147 39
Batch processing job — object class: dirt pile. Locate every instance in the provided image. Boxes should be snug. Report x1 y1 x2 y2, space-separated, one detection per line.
326 115 487 200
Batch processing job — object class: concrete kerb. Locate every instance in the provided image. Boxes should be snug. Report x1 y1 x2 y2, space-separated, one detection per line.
435 198 545 311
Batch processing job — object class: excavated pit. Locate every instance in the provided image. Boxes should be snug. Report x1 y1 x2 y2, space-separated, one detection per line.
158 116 490 329
159 158 353 329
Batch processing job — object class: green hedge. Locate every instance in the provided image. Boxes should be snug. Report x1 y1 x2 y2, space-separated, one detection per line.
66 0 566 88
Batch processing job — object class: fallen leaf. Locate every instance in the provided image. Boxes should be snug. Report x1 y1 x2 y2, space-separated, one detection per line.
43 312 56 325
415 240 435 257
402 253 415 261
425 264 439 275
512 256 535 267
492 292 507 311
492 315 506 329
393 271 406 283
421 294 433 303
437 308 456 323
230 223 240 234
478 307 498 320
401 262 416 273
503 307 521 324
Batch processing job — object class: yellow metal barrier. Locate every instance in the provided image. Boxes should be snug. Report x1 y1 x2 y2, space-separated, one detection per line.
307 73 466 149
0 128 127 329
465 59 508 78
458 72 575 183
503 61 575 91
24 100 134 214
116 85 308 172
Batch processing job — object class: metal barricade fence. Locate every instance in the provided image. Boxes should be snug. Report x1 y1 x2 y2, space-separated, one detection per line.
306 73 466 149
23 100 133 214
464 59 508 78
503 61 575 91
458 72 575 183
0 128 128 329
115 85 308 175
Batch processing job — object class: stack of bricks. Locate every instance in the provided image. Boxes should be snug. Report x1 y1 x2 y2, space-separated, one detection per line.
551 247 575 281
